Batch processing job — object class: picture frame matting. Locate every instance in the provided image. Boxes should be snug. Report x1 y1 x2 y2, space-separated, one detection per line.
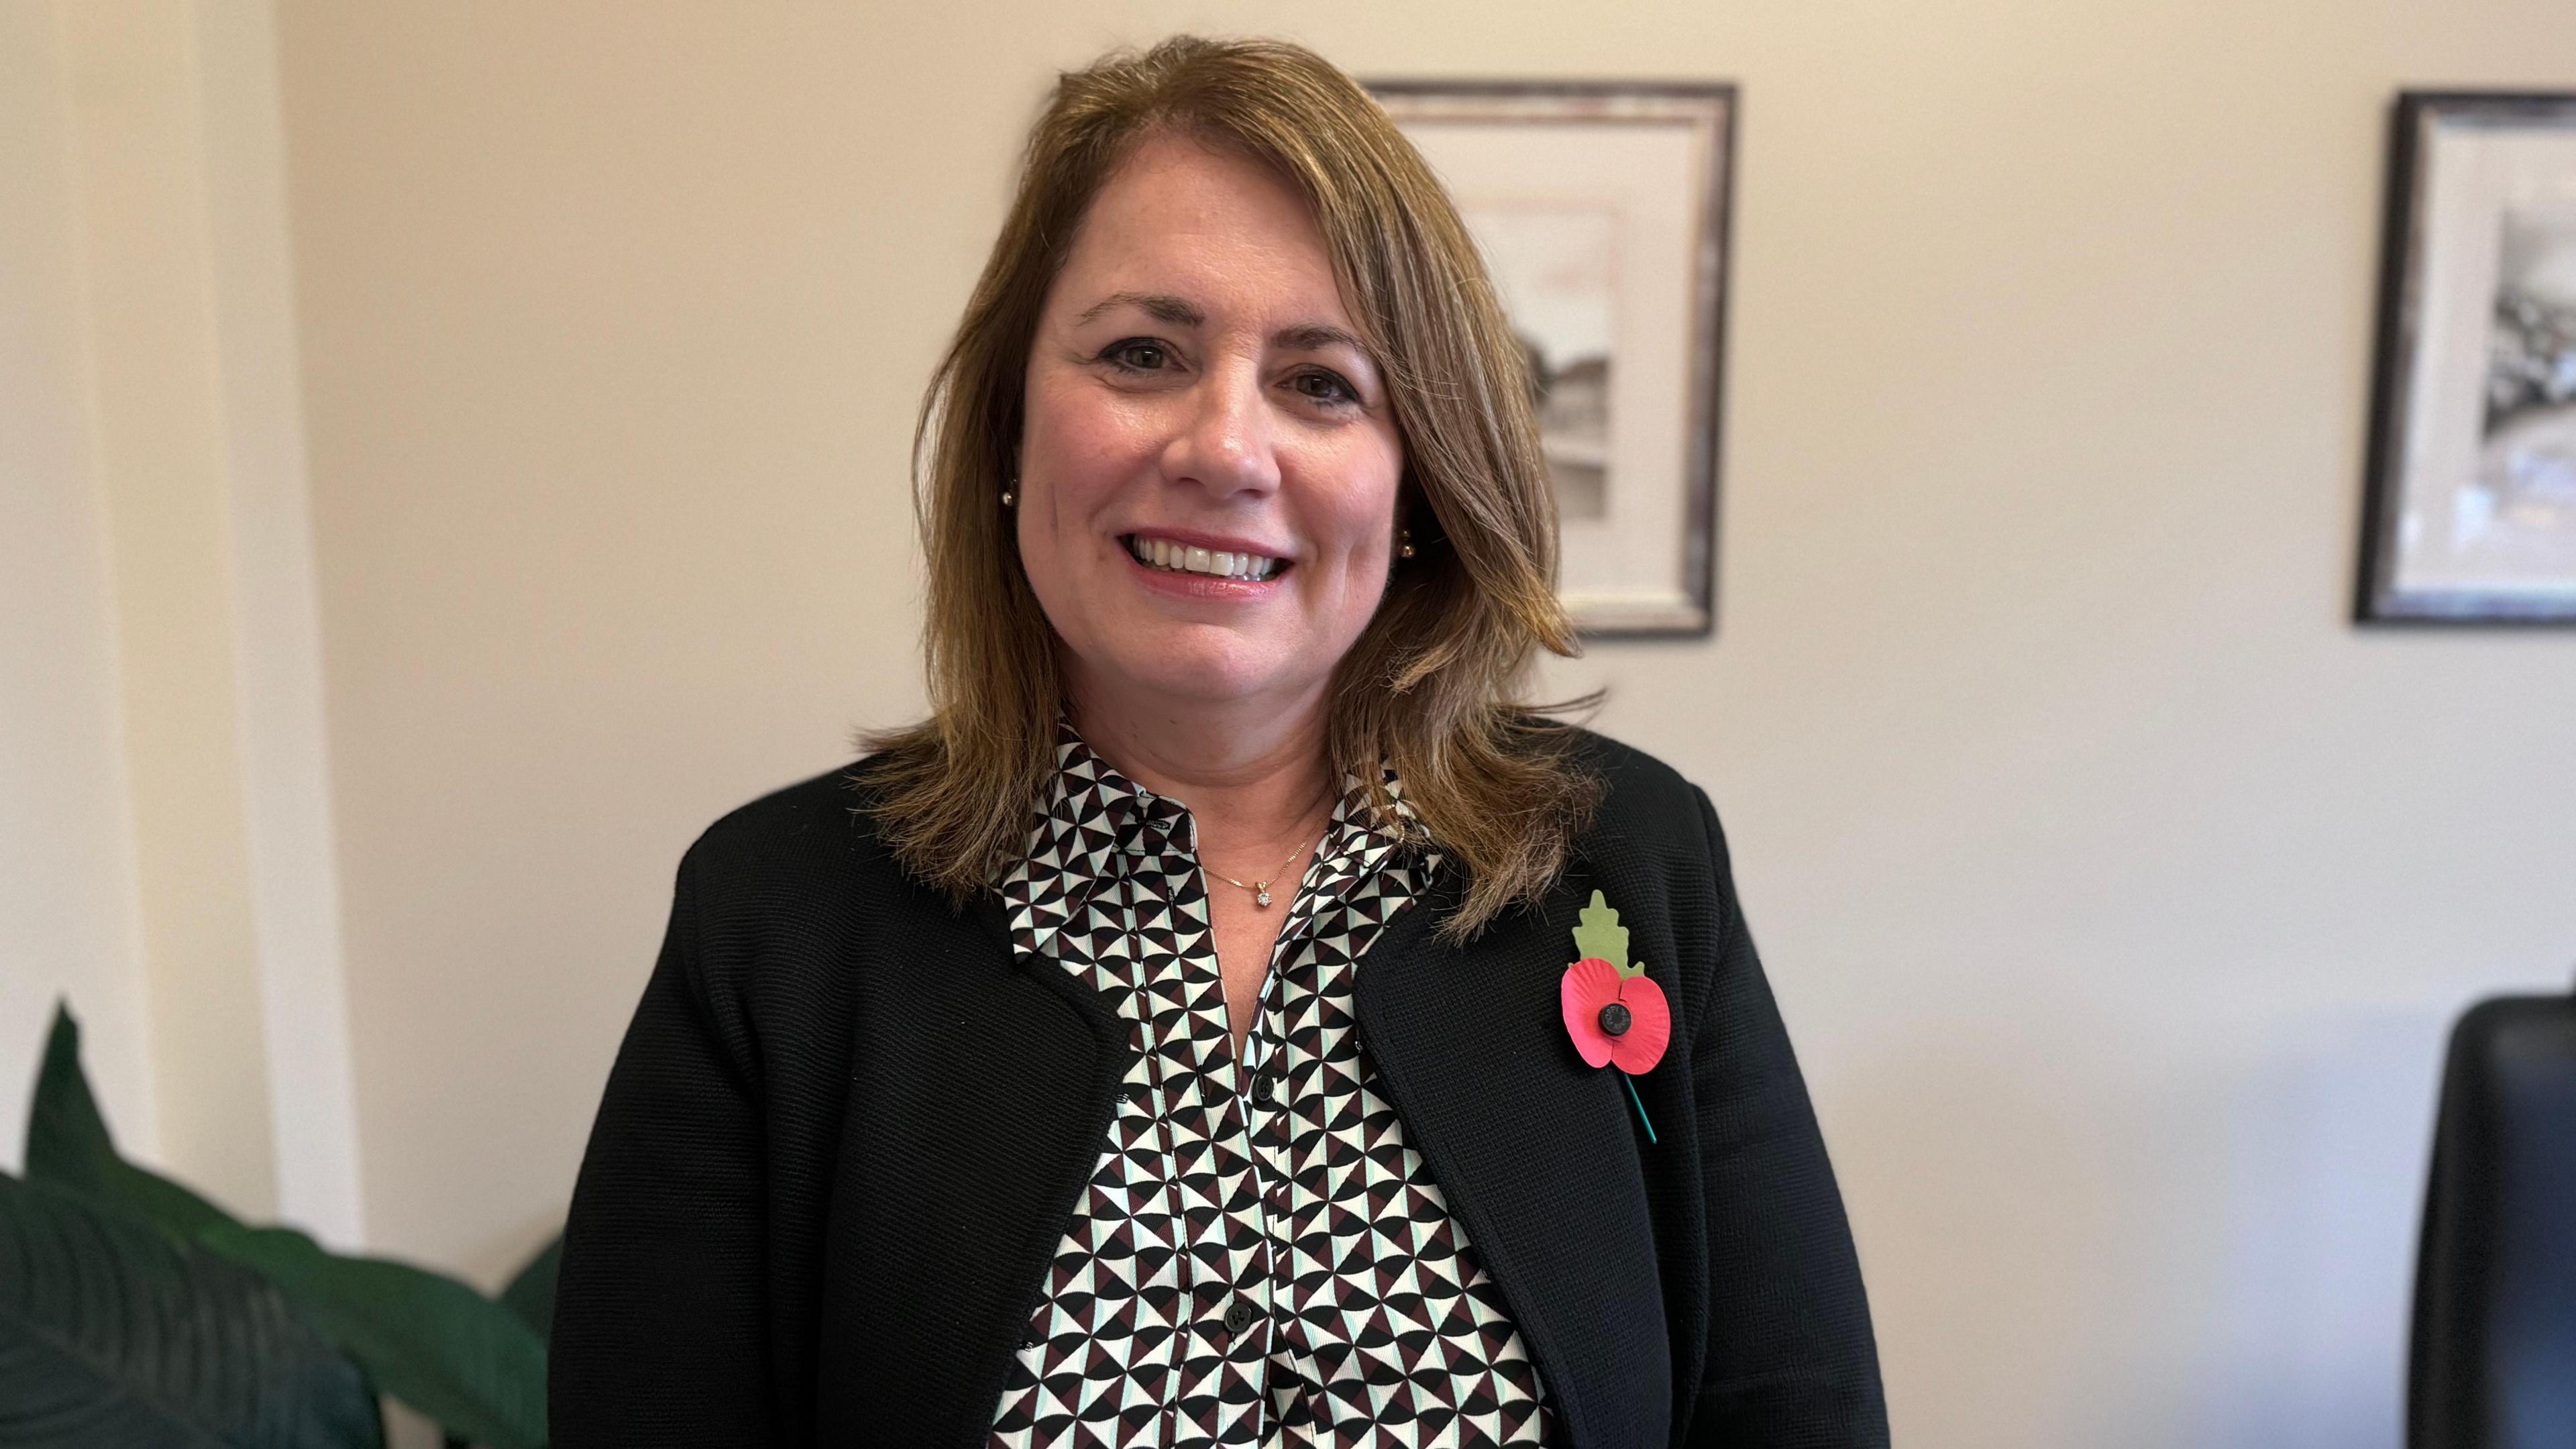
1368 78 1737 637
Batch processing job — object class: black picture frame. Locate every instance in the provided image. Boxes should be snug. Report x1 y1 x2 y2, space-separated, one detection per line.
1366 79 1737 637
2358 91 2576 625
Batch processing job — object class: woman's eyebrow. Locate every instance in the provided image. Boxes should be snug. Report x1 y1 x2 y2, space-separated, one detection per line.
1075 290 1202 327
1273 322 1367 356
1071 292 1367 358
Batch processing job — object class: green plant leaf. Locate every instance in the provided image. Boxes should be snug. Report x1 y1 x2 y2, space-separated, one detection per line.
197 1223 547 1449
24 1002 239 1242
0 1171 384 1449
498 1235 560 1341
440 1237 559 1449
1570 890 1631 975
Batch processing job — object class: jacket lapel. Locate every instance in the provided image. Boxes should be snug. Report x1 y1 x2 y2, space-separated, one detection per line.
816 881 1134 1448
1355 863 1672 1449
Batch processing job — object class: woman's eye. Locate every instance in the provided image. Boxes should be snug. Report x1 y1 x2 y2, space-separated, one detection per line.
1293 370 1360 406
1102 339 1170 372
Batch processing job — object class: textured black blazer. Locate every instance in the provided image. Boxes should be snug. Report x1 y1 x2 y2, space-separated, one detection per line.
550 731 1888 1448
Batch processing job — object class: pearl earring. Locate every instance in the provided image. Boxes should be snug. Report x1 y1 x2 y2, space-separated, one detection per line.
1001 476 1016 508
1399 527 1415 559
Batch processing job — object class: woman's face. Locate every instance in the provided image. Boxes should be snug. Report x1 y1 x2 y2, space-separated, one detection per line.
1016 132 1405 720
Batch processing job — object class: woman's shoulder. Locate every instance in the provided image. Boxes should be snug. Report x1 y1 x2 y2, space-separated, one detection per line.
651 757 963 1020
1544 723 1733 875
684 756 887 863
671 755 917 922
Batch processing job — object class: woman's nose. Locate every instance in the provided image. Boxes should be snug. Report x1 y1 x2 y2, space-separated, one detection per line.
1161 359 1281 498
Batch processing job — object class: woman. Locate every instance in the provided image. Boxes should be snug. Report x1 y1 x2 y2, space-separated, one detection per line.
551 34 1886 1449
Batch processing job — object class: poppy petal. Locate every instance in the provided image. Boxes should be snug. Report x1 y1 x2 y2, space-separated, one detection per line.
1607 973 1672 1075
1560 957 1623 1069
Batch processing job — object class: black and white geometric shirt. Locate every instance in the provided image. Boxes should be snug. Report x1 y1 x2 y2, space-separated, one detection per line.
986 728 1554 1448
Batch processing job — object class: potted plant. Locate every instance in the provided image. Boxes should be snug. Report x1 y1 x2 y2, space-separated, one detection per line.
1 1004 560 1448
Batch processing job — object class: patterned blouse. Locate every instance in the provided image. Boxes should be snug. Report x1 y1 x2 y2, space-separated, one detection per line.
986 729 1554 1448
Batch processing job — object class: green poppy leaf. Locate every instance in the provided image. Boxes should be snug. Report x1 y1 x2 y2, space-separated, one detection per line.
1570 890 1630 975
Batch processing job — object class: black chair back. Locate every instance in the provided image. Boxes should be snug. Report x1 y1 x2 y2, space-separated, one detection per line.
2409 985 2576 1449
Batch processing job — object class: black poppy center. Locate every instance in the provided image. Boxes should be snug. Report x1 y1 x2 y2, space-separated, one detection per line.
1597 1002 1633 1036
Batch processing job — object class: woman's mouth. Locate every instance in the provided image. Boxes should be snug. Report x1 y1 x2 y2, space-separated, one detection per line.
1121 534 1288 582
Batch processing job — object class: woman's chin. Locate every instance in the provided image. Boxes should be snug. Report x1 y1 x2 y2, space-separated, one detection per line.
1081 635 1323 711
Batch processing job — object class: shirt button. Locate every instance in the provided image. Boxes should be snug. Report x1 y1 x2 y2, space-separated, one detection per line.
1250 1073 1277 1107
1222 1297 1260 1335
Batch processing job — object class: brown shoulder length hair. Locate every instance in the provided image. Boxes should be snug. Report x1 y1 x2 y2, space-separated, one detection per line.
862 34 1601 942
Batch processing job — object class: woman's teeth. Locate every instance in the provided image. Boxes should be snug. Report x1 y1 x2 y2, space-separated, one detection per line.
1125 535 1283 582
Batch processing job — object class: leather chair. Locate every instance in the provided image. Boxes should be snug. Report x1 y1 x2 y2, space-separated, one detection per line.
2408 982 2576 1449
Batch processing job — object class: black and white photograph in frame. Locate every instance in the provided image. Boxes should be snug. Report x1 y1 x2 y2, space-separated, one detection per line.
2360 91 2576 623
1368 80 1735 635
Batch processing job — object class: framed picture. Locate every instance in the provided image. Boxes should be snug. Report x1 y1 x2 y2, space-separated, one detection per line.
2359 91 2576 624
1369 80 1737 635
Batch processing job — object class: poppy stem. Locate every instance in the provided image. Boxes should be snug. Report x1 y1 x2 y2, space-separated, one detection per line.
1621 1072 1658 1144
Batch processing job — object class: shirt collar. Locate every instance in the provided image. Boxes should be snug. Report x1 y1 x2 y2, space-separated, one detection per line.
1001 720 1429 956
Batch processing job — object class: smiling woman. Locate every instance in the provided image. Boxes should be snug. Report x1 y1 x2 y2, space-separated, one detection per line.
549 34 1888 1449
865 42 1599 955
1019 135 1406 729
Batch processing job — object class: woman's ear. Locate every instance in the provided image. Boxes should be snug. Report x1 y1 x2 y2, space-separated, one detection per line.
1395 477 1442 555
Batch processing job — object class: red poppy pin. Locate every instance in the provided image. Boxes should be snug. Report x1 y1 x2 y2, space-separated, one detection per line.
1560 891 1669 1142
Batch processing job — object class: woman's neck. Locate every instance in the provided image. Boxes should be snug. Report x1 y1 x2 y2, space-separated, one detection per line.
1065 674 1337 865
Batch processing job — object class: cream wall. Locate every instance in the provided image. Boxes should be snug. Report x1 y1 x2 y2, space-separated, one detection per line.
0 0 160 1176
1 0 362 1242
264 3 2576 1446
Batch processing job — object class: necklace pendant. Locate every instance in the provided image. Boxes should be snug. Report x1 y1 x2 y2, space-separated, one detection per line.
1254 883 1272 908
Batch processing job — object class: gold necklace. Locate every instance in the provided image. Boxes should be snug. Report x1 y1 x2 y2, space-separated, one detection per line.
1208 818 1328 908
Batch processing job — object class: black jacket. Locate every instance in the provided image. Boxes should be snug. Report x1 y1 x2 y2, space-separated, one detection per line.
550 731 1888 1448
